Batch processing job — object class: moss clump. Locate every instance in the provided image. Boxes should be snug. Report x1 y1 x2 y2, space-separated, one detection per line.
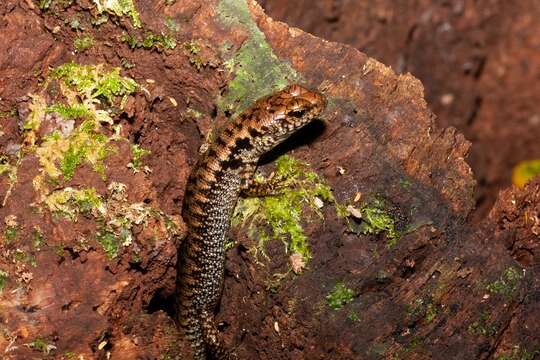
46 103 92 119
74 35 94 53
4 226 18 243
38 0 53 9
345 198 401 247
50 62 137 108
0 109 17 118
24 62 139 194
92 0 142 28
183 40 203 70
0 155 18 196
216 0 300 115
496 345 539 360
164 16 179 32
486 267 524 299
468 311 498 337
122 32 177 51
96 230 120 259
32 227 45 250
36 120 112 181
14 249 37 267
43 182 180 259
408 298 438 324
25 337 56 354
232 155 335 262
130 144 151 170
326 282 355 310
44 187 104 221
0 270 8 292
3 215 18 243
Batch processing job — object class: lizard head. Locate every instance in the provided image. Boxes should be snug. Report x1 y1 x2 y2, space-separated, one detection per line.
254 84 327 146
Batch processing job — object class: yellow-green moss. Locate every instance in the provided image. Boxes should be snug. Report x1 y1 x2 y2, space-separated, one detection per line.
130 144 151 170
0 270 8 292
0 109 17 118
122 32 177 51
25 337 56 354
74 35 94 53
36 120 112 181
232 155 335 262
164 16 179 32
50 62 137 108
217 0 300 115
496 345 539 360
407 298 438 324
4 225 18 243
44 187 105 221
183 40 204 70
43 182 179 259
46 103 92 119
468 310 497 337
92 0 141 28
345 198 401 247
326 282 355 310
32 227 45 251
0 156 17 196
486 267 524 299
22 62 139 196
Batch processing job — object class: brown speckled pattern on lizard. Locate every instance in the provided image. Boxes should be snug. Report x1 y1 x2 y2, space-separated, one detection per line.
176 84 326 359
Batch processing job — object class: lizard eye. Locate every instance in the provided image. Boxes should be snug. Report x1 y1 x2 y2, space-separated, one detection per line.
288 109 307 118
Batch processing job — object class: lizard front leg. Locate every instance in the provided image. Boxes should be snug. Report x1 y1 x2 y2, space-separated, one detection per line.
239 162 291 197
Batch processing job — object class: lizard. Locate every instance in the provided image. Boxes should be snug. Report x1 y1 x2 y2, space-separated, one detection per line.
176 84 326 359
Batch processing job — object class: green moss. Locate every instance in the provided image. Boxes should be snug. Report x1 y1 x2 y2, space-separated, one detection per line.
185 107 203 119
68 17 84 31
44 187 104 221
74 35 94 53
46 103 92 119
38 0 73 10
92 0 142 28
216 0 300 115
50 62 137 107
183 40 203 70
164 16 179 32
13 249 37 267
496 345 539 360
486 267 524 299
348 310 360 321
347 198 401 247
96 230 120 259
326 282 355 310
425 302 437 323
468 311 497 337
43 182 180 260
0 109 17 118
122 32 177 51
23 62 140 199
38 0 53 9
32 227 45 250
407 298 438 324
36 120 112 181
0 270 8 292
4 226 18 243
26 337 56 354
121 58 135 69
130 144 151 170
0 156 17 191
232 155 335 262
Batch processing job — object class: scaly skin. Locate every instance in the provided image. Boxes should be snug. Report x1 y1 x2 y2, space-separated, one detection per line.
176 84 326 359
